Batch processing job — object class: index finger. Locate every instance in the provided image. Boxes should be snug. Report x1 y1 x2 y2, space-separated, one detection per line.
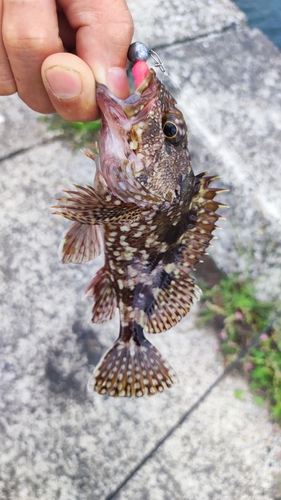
0 0 16 94
2 0 64 112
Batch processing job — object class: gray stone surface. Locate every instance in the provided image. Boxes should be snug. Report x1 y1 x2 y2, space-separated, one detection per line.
129 0 246 47
1 1 281 499
0 95 59 160
119 377 281 500
1 115 280 500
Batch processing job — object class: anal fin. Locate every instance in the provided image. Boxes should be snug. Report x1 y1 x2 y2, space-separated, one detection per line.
85 267 117 323
146 269 201 334
88 337 179 397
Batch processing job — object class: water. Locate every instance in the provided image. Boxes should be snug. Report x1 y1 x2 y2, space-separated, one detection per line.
233 0 281 49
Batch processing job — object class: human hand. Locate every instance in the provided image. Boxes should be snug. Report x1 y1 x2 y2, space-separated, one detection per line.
0 0 134 121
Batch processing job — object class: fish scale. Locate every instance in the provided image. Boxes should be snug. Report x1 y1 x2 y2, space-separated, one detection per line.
54 66 226 398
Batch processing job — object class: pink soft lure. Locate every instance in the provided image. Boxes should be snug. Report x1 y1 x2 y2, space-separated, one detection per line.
132 60 150 88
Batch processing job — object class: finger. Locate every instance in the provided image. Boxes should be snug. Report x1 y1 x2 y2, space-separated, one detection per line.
0 0 16 94
60 0 134 99
42 52 99 122
2 0 64 113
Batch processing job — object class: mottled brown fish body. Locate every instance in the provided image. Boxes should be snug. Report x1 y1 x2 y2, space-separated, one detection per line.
54 69 224 397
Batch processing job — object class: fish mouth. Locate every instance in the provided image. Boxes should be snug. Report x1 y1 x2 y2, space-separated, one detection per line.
96 69 161 124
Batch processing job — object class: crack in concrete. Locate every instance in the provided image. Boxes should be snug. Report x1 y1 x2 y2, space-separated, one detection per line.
0 135 64 163
151 22 247 52
105 312 281 499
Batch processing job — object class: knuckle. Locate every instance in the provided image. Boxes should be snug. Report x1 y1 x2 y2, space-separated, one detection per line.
6 38 48 56
113 17 134 44
4 27 54 55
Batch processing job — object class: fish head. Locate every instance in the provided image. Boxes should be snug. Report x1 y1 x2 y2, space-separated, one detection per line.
96 69 193 206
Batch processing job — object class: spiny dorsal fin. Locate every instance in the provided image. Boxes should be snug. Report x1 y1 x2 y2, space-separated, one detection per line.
59 222 102 264
176 173 226 270
174 173 226 272
146 173 223 333
85 267 117 323
88 337 179 397
53 184 141 225
192 174 228 208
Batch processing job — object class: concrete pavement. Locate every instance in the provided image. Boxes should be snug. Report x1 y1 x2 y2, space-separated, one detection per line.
0 1 281 499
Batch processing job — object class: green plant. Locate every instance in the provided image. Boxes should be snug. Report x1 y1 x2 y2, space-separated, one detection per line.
199 274 281 423
41 114 101 148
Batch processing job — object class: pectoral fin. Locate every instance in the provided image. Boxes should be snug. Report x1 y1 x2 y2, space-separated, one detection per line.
53 184 141 225
59 222 102 264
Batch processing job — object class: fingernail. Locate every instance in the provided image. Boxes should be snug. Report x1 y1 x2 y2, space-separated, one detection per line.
44 66 82 99
106 67 129 98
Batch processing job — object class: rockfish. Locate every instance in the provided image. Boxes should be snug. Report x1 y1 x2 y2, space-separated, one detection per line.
54 68 223 397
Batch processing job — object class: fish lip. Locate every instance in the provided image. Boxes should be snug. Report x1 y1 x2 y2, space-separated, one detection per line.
96 69 160 122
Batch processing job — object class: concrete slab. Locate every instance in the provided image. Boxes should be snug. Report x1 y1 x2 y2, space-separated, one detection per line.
1 1 281 499
128 0 246 47
0 115 280 500
0 138 222 499
0 95 59 160
117 376 281 500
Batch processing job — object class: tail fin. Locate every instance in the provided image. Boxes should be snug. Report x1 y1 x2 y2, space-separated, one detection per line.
88 338 179 397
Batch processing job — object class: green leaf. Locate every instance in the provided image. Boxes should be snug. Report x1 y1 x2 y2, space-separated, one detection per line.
253 396 265 406
234 389 244 400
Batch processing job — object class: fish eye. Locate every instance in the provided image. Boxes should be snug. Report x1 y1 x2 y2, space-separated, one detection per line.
162 112 187 145
163 121 178 139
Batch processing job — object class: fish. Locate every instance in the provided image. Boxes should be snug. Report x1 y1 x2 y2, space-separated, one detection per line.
54 67 224 397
